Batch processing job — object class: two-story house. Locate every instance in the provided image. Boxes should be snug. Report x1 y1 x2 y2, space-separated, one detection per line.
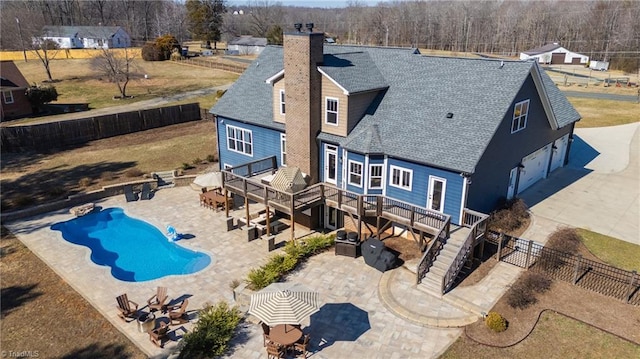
211 23 580 228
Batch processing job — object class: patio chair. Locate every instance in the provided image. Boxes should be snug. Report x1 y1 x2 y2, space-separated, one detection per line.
116 293 139 322
266 341 285 359
124 185 138 202
167 299 189 325
260 321 271 347
141 182 152 200
293 333 310 358
147 286 168 312
149 321 170 348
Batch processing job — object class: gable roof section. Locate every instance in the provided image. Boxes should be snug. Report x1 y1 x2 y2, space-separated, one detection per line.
318 52 388 95
229 36 267 46
0 61 29 89
212 45 580 174
522 43 563 55
42 26 124 39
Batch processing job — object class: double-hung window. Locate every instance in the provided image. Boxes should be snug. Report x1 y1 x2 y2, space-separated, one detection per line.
2 91 14 104
226 125 253 156
511 99 529 134
390 165 412 191
325 97 338 125
280 133 287 166
348 160 363 187
369 164 383 189
279 89 286 115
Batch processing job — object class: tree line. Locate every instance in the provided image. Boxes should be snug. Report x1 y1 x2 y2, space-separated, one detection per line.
1 0 638 71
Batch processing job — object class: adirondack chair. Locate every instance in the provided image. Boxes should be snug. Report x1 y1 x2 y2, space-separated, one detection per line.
147 286 168 312
149 321 170 348
116 293 139 321
167 299 189 325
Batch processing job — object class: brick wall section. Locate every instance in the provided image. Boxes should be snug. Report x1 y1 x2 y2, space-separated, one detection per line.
283 32 324 184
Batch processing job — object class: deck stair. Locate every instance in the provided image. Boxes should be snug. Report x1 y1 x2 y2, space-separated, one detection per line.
418 227 472 297
153 170 175 188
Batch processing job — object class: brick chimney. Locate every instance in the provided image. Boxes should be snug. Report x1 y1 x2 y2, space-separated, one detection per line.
283 23 324 184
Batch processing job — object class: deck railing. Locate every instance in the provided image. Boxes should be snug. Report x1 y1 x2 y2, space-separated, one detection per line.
440 209 489 293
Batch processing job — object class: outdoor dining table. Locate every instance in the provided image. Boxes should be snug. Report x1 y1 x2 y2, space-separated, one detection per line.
201 190 232 211
269 324 302 347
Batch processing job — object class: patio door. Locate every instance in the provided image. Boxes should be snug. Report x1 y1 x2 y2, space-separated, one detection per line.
507 167 518 200
324 145 337 185
427 176 446 212
324 207 339 230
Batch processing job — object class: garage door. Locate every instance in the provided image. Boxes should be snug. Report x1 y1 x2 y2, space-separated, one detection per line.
551 53 565 64
550 134 569 172
518 144 551 194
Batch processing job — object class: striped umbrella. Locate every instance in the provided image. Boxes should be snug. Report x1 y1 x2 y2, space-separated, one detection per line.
248 282 320 326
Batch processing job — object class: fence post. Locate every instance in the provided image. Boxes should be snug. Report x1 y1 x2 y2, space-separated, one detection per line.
572 254 583 284
496 233 504 262
625 270 637 303
524 240 534 268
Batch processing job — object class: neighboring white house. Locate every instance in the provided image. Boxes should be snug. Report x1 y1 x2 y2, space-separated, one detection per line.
39 26 131 49
520 43 589 65
227 36 267 55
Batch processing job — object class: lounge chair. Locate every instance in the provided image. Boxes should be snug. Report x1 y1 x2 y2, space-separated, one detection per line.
147 286 168 312
149 321 170 348
124 185 138 202
168 299 189 325
141 182 152 200
116 293 139 321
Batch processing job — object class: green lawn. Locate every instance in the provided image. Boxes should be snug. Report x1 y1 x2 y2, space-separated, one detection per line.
577 228 640 272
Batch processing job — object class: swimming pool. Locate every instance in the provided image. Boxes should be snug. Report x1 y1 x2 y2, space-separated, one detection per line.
51 207 211 282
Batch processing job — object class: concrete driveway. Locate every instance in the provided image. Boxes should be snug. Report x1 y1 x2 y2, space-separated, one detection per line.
519 122 639 245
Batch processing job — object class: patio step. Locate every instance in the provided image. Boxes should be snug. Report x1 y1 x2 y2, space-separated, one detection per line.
153 170 175 188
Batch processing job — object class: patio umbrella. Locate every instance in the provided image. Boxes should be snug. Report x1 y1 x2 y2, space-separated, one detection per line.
192 171 223 191
248 282 320 326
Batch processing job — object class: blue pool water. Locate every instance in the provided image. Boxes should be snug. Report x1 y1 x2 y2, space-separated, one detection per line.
51 207 211 282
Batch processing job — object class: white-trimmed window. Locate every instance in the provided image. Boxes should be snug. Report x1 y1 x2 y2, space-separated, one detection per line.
348 160 363 187
226 125 253 156
279 89 286 115
511 99 529 134
223 163 233 170
280 133 287 166
2 91 14 104
369 164 383 189
390 165 412 191
325 97 338 125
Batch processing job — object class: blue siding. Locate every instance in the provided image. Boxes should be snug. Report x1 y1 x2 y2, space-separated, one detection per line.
345 151 366 193
217 117 283 168
386 158 464 224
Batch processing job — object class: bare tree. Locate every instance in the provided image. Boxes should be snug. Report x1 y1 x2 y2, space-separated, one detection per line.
32 38 60 82
91 48 136 98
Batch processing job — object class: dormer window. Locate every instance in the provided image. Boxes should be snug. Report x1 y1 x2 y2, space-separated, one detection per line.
325 97 338 125
279 89 285 115
511 99 529 134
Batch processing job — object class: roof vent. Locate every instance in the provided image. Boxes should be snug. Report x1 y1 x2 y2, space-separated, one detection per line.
306 23 314 32
294 23 302 32
446 113 454 119
500 60 504 69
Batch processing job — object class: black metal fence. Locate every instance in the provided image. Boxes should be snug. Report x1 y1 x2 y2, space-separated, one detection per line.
487 231 639 306
1 103 202 152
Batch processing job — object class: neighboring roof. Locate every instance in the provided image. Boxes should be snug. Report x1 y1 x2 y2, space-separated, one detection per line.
42 26 125 39
0 61 29 89
212 45 580 174
229 36 267 47
522 43 562 55
318 52 388 94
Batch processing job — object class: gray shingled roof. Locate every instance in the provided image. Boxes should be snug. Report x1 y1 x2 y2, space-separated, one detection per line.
229 36 267 46
319 52 388 94
42 26 124 38
211 45 580 174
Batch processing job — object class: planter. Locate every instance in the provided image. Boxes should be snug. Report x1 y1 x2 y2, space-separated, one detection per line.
232 282 253 313
137 312 156 333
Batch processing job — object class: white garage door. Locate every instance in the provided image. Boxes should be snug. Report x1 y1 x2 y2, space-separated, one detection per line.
518 144 551 194
550 134 569 172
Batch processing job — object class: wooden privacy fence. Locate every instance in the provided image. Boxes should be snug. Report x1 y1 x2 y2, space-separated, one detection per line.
1 103 202 152
488 231 640 305
175 57 247 74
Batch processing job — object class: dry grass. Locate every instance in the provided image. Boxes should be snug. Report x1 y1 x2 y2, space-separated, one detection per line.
14 58 238 109
577 228 640 272
569 97 639 128
0 227 147 359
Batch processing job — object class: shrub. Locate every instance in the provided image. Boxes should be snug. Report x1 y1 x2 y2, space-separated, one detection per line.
78 177 91 187
506 281 537 309
192 157 203 165
182 163 195 170
141 42 163 61
523 272 552 293
124 168 143 178
485 311 507 332
546 227 581 254
229 279 240 290
179 301 242 358
101 171 116 180
13 194 34 207
246 267 280 290
206 154 217 162
488 198 529 233
142 35 180 61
